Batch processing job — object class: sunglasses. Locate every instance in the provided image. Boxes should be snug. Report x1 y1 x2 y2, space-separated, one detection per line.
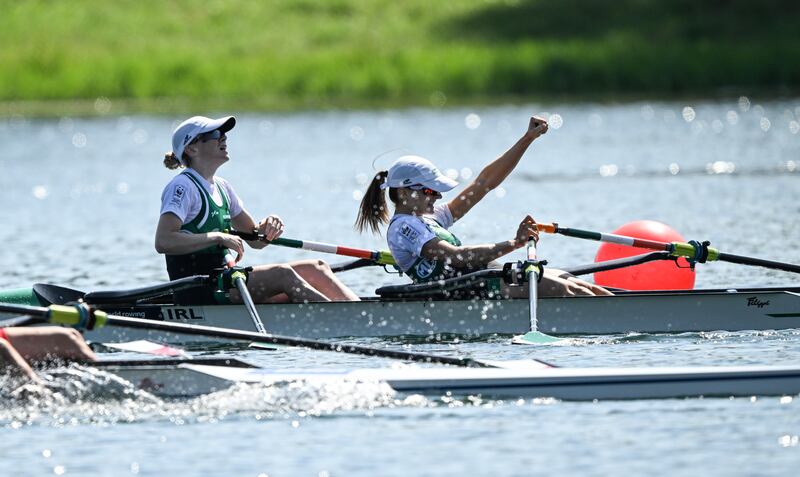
196 129 225 143
408 184 439 196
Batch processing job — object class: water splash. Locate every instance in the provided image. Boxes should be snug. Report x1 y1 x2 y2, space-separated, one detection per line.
0 364 432 428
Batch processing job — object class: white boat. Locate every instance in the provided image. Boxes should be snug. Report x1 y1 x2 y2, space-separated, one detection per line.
99 357 800 401
3 284 800 342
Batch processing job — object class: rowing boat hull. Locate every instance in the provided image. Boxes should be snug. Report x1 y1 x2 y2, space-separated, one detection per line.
105 362 800 401
84 287 800 342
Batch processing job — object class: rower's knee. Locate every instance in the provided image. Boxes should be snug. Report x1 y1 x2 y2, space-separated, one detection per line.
312 259 331 274
272 263 304 283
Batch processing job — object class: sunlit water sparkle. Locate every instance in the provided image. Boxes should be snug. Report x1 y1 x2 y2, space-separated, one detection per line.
1 97 799 476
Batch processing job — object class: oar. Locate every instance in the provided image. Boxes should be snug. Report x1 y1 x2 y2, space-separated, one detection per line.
0 302 536 369
231 230 397 267
512 238 561 345
537 223 800 274
223 253 267 335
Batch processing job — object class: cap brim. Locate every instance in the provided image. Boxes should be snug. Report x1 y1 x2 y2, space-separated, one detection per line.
424 175 458 192
202 116 236 134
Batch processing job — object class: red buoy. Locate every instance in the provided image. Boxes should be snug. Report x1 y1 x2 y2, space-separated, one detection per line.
594 220 696 290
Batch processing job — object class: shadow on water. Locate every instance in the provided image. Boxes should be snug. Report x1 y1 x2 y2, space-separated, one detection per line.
440 0 800 42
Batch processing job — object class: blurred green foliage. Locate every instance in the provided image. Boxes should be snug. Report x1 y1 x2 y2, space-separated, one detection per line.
1 0 798 114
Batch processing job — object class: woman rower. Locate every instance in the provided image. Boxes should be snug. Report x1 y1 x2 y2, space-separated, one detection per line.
0 327 96 383
156 115 359 304
355 115 611 297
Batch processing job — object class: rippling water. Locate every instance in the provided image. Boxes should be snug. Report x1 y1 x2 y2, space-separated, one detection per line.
1 97 799 476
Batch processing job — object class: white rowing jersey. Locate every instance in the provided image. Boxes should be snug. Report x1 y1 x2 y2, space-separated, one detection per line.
160 168 244 224
387 203 457 278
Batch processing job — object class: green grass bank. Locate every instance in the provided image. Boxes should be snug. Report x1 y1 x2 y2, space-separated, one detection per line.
2 0 799 116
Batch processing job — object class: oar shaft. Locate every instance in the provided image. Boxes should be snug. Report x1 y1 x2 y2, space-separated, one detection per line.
3 303 494 368
527 240 539 332
537 223 800 274
718 252 800 274
233 276 267 334
232 231 396 266
223 253 268 335
91 313 491 368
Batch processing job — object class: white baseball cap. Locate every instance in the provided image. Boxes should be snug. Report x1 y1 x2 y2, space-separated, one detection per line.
380 155 458 192
171 116 236 165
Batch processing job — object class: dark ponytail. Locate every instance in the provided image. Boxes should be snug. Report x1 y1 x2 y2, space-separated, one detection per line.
163 152 182 170
164 151 193 170
355 171 391 234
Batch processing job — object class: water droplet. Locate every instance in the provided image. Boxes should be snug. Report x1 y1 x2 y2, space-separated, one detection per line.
760 117 771 132
259 121 274 134
355 173 368 185
130 462 140 474
599 164 618 177
349 126 364 141
117 116 133 132
711 119 724 133
726 110 739 125
378 117 393 131
587 113 603 128
352 190 363 201
445 168 458 180
430 91 447 108
460 167 473 180
549 113 563 129
58 117 73 132
668 163 680 175
94 97 112 114
132 129 148 145
790 120 800 134
494 187 506 198
72 132 87 148
496 120 511 134
465 113 481 130
42 449 52 458
33 185 49 199
682 107 696 122
706 161 736 174
738 96 751 112
53 466 66 475
117 182 129 194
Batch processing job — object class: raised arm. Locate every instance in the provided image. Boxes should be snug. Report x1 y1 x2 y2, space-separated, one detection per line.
447 116 548 222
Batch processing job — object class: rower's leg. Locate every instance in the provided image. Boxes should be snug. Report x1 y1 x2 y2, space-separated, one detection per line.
500 272 603 298
288 259 361 301
233 263 330 303
5 327 96 362
0 338 39 382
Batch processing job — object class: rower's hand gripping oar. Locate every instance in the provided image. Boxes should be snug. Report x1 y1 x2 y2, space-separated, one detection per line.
512 237 561 345
537 223 800 274
231 230 398 270
0 302 554 369
220 253 267 335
